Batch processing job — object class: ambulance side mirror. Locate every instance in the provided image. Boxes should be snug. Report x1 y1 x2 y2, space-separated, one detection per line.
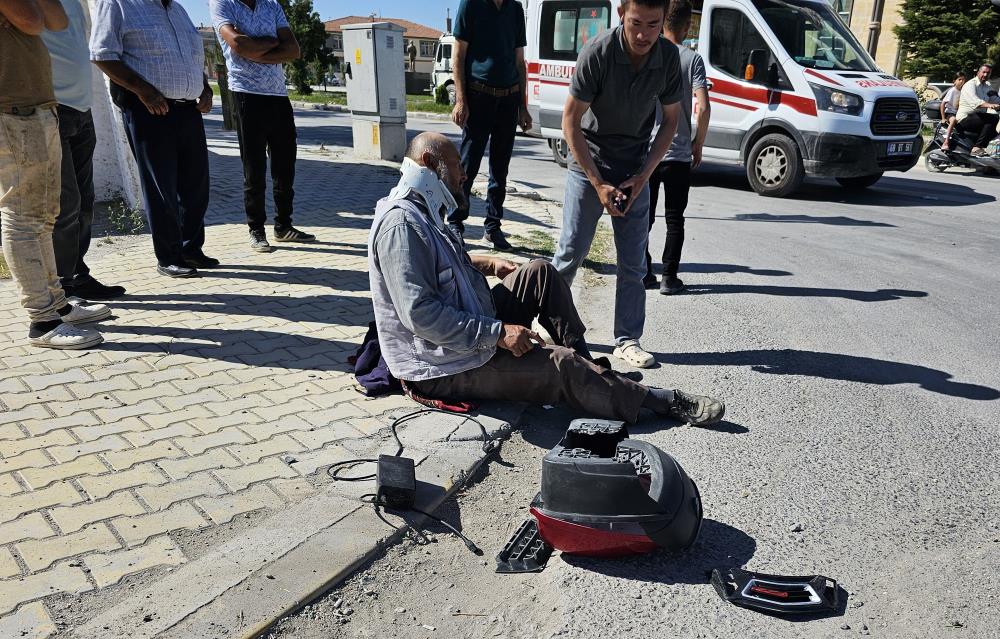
745 49 772 86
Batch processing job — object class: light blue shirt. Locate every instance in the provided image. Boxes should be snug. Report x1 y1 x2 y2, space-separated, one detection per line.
210 0 289 96
41 0 93 112
89 0 205 100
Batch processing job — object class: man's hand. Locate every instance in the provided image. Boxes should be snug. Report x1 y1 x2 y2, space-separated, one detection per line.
596 182 626 217
451 98 468 128
493 258 518 279
616 173 649 214
497 323 544 357
197 84 213 114
518 106 532 133
692 142 703 169
138 86 169 115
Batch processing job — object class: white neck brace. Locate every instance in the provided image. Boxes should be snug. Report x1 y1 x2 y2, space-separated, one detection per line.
388 158 458 227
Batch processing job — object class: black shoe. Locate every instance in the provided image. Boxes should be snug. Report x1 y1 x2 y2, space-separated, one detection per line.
65 278 126 300
183 253 220 268
156 264 198 278
249 228 274 253
659 276 685 295
483 228 512 250
643 274 659 290
668 389 725 426
273 226 316 243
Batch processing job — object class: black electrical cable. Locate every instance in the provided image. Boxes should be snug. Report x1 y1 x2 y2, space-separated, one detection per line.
325 408 497 482
325 408 497 555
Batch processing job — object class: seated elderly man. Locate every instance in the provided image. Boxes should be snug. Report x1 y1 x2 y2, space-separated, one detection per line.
368 132 724 426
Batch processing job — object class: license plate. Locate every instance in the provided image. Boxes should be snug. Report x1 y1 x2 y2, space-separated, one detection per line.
886 142 912 156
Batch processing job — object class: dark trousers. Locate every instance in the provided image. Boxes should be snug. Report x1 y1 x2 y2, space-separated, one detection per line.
448 88 519 233
410 260 649 422
960 111 1000 148
233 92 297 231
53 105 96 287
121 95 208 266
646 161 691 280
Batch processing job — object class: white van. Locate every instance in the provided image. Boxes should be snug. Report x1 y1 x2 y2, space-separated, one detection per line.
523 0 923 196
431 33 457 104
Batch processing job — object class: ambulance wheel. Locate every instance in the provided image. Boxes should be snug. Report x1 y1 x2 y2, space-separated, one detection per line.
447 84 457 106
746 133 804 197
550 138 569 167
836 173 883 189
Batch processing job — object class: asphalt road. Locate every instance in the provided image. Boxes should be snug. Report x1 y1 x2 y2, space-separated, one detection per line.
274 109 1000 638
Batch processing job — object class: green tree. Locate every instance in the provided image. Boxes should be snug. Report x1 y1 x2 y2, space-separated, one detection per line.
895 0 1000 80
278 0 332 94
310 57 330 88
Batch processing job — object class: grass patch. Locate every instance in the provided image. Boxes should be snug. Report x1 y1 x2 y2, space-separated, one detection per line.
510 224 616 282
0 253 10 280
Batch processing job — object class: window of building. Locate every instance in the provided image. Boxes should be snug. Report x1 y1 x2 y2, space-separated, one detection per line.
330 32 343 51
832 0 854 24
420 40 435 57
540 1 611 61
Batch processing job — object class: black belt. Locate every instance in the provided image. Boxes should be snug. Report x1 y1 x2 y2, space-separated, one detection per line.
469 81 521 97
166 98 197 105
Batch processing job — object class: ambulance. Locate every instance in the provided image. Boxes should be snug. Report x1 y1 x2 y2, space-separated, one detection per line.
521 0 923 197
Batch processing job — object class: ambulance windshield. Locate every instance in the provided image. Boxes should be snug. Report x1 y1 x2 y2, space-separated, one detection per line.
754 0 879 72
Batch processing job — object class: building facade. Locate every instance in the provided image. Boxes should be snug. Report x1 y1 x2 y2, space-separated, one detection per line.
323 16 442 75
833 0 905 75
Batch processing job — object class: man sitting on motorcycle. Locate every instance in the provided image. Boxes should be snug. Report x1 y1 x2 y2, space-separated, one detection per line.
957 63 1000 156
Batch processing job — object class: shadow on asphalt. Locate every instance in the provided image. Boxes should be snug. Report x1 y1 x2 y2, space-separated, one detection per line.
559 518 756 586
682 283 928 302
731 212 896 227
689 164 995 207
679 263 793 276
654 348 1000 401
96 324 355 372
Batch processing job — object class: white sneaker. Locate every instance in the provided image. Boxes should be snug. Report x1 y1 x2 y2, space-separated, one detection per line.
29 323 103 350
613 339 656 369
62 297 112 324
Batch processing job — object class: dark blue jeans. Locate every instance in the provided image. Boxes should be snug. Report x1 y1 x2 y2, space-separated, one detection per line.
121 95 208 266
53 105 96 287
449 89 519 233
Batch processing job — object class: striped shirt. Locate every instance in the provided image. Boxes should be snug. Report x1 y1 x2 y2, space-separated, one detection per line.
210 0 289 96
89 0 205 100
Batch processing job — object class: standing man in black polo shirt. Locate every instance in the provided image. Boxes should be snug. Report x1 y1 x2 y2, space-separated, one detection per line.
551 0 681 369
449 0 532 250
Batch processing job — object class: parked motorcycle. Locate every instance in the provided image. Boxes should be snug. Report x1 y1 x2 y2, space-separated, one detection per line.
923 97 1000 174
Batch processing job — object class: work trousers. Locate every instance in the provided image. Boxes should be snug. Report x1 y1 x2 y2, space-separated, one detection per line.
53 105 96 287
0 107 67 322
448 88 519 233
961 111 1000 148
551 168 650 345
121 94 208 266
410 260 649 423
233 92 297 231
646 160 691 280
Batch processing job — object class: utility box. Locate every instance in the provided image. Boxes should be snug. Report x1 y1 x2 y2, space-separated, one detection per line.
343 22 407 162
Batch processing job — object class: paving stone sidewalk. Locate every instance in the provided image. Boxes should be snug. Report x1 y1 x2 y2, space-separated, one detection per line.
0 127 563 637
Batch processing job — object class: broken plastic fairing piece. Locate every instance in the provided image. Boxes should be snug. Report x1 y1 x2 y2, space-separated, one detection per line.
495 519 553 573
710 568 840 615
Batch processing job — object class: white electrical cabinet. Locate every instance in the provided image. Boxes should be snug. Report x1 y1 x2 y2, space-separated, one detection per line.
343 22 407 161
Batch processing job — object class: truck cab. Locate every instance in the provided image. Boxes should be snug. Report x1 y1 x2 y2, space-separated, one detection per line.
431 33 458 104
524 0 923 196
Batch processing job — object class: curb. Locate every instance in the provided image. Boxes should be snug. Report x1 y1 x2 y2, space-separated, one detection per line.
72 405 525 639
288 101 452 121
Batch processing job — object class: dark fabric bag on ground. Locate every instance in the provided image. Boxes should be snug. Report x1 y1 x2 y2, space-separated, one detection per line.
349 322 401 397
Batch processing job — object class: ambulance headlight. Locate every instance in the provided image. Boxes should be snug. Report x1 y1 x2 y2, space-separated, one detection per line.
809 83 864 116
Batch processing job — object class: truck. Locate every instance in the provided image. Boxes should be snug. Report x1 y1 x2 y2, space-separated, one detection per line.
430 33 457 104
521 0 923 197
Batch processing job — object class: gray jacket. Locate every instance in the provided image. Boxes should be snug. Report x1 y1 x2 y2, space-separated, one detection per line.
368 194 501 381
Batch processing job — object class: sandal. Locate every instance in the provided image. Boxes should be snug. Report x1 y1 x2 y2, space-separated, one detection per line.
612 339 655 369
